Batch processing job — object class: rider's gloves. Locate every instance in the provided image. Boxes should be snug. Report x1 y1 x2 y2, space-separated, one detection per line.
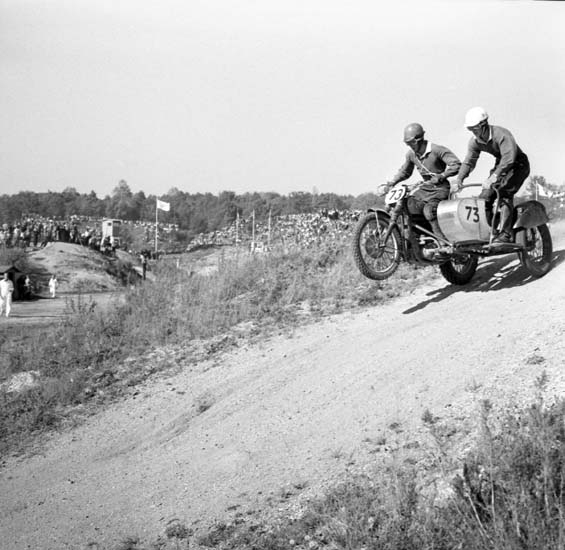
427 174 446 185
378 182 392 195
483 173 498 189
450 180 462 194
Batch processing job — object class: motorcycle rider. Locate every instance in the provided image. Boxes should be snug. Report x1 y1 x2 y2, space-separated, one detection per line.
453 107 530 245
385 123 461 242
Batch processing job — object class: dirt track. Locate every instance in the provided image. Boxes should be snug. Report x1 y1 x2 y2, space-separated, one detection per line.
0 292 123 327
1 223 565 549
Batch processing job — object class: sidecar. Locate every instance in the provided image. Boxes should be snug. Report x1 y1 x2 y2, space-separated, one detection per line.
437 187 553 278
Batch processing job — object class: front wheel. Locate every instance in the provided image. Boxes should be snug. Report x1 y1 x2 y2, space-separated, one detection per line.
439 254 478 285
519 223 552 277
352 212 401 280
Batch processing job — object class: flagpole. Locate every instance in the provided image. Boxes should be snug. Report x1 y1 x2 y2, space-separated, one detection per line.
268 208 272 249
252 209 255 250
155 199 158 254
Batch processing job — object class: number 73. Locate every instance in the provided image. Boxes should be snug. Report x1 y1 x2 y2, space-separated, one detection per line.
465 206 479 223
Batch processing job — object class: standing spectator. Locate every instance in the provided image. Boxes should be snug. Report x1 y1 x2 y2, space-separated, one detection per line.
48 274 58 298
23 274 33 300
0 272 14 317
140 252 148 280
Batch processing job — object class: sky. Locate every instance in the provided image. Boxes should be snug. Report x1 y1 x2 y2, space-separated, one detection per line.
1 0 564 199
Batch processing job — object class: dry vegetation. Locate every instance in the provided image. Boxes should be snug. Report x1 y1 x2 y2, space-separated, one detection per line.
0 240 438 455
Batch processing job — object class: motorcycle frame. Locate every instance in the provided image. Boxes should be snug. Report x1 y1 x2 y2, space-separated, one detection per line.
371 183 550 261
371 201 443 265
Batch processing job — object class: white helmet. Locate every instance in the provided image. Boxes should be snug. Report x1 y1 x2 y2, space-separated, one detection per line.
464 106 488 128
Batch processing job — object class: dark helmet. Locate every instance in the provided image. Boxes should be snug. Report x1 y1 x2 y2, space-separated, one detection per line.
403 123 425 143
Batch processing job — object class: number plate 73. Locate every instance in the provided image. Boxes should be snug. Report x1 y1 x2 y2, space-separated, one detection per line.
385 186 406 205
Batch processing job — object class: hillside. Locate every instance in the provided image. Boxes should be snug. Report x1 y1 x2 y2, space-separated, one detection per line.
0 222 564 549
26 242 134 294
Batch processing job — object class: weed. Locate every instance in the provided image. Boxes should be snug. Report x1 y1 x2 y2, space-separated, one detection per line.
195 392 214 415
464 377 482 393
421 408 437 425
526 353 546 366
164 519 191 541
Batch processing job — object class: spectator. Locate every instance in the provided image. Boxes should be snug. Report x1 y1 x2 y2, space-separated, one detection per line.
0 272 14 317
23 274 33 300
48 274 58 298
140 252 148 280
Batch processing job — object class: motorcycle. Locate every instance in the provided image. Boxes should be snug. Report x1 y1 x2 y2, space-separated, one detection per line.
352 182 553 285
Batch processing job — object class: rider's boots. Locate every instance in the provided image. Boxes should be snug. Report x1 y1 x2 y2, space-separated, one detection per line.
492 200 514 245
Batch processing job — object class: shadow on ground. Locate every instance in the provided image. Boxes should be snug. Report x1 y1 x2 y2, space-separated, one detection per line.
403 248 565 315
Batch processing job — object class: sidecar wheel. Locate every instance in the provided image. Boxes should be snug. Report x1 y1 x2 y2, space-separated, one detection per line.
519 223 552 277
439 254 478 285
352 213 401 281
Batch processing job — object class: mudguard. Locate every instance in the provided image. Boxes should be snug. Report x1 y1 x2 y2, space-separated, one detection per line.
513 200 549 230
367 208 391 222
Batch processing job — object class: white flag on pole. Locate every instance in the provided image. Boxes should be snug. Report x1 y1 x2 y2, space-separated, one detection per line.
157 199 170 212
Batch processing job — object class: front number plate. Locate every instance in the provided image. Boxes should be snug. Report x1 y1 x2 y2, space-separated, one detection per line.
385 186 406 205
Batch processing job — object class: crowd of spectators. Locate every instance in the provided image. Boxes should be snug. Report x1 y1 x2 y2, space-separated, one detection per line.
0 216 91 249
1 210 362 258
187 209 361 252
0 215 179 254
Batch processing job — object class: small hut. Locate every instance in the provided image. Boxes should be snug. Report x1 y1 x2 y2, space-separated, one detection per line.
0 265 26 300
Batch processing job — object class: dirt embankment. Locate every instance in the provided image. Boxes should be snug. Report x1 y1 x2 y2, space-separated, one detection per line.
0 222 564 550
27 241 132 294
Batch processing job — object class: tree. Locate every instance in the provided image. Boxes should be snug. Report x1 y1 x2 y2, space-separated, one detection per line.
287 191 313 214
351 192 382 210
107 180 137 219
525 175 550 199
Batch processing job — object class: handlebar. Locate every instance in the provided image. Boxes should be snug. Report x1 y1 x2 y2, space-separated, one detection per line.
449 182 503 201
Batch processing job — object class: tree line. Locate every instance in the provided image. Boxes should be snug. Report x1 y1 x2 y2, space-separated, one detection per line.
0 181 381 238
2 176 561 239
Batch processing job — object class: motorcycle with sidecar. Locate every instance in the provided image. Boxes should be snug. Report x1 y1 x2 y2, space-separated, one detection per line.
352 183 553 285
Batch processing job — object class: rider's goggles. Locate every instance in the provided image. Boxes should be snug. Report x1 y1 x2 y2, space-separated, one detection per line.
404 136 424 145
466 121 488 132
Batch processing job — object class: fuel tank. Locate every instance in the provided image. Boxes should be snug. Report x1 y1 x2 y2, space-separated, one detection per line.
437 198 490 243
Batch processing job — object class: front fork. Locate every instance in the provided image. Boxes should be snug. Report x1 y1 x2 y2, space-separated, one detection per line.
374 203 402 243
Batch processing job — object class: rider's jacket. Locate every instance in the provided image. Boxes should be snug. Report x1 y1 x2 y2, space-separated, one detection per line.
390 142 461 185
458 125 529 182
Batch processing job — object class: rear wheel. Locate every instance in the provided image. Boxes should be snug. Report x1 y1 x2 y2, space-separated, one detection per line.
439 254 478 285
352 212 401 280
519 224 552 277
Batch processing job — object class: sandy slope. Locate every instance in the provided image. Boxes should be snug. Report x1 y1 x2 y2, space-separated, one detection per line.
1 222 565 550
26 242 128 294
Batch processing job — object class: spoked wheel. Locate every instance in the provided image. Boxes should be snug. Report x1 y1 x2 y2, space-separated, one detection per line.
352 212 401 280
519 223 552 277
439 254 478 285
